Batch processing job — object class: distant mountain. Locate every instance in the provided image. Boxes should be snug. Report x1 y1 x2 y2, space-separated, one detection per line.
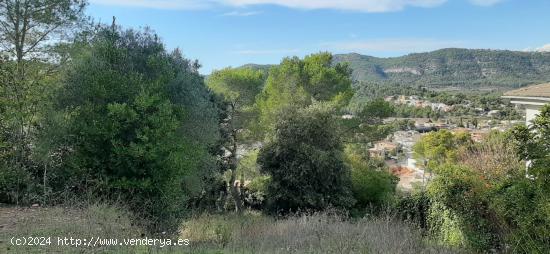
239 63 273 73
333 48 550 89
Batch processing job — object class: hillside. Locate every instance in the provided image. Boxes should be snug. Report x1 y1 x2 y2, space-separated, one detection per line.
239 63 274 72
333 48 550 89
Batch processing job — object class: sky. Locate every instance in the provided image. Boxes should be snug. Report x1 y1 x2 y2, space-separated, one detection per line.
86 0 550 74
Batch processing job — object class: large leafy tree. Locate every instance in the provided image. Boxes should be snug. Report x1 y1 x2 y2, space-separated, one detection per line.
255 52 353 135
51 26 219 231
254 52 396 213
257 104 355 213
206 67 264 213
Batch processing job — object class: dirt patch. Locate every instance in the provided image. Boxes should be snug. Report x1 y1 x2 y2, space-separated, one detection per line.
391 166 415 177
390 166 425 191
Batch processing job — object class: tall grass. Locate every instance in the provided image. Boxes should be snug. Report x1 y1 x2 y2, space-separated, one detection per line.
0 203 145 253
1 204 459 253
182 211 459 254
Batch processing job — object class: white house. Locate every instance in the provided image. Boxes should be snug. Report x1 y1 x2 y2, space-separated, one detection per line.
502 83 550 126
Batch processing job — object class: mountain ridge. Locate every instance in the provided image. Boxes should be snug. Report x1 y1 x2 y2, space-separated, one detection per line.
238 48 550 89
332 48 550 89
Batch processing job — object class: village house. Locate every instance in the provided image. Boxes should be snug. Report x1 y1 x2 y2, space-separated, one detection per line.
368 141 399 159
502 83 550 126
431 102 453 112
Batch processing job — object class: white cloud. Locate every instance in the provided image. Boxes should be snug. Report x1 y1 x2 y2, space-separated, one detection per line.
231 48 300 55
538 44 550 52
320 38 467 53
90 0 506 11
222 10 262 16
222 0 446 12
90 0 214 10
468 0 504 6
91 0 447 12
525 44 550 52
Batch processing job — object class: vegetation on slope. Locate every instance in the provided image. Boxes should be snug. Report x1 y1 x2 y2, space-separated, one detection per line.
333 48 550 89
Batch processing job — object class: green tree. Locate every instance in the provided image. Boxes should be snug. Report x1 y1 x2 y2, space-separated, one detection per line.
413 130 472 171
255 52 352 135
206 67 265 213
257 104 355 213
500 105 550 251
0 0 87 204
50 26 219 231
341 98 394 144
513 105 550 181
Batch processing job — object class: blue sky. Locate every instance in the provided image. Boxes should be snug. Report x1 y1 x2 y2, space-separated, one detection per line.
87 0 550 74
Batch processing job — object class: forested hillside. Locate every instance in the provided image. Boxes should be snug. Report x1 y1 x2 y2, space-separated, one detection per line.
332 48 550 89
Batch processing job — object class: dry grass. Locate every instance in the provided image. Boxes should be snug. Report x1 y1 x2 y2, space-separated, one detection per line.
182 212 459 254
1 204 459 254
0 204 150 253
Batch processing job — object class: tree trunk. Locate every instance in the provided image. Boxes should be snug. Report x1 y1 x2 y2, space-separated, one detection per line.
43 161 47 205
228 129 243 213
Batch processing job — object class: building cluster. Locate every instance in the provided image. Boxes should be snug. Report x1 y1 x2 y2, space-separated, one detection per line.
369 124 496 165
372 82 550 191
384 95 454 112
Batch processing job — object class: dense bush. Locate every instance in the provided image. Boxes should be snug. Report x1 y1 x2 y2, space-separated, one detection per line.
426 165 500 251
344 145 397 210
491 176 550 253
395 189 430 230
257 104 355 213
459 130 523 182
404 122 550 252
501 104 550 252
44 27 220 231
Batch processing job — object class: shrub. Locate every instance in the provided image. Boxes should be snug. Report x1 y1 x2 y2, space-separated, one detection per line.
394 189 430 229
351 168 397 207
344 145 397 209
426 165 501 251
49 27 220 232
257 104 355 213
491 176 550 252
427 201 466 247
458 130 522 182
